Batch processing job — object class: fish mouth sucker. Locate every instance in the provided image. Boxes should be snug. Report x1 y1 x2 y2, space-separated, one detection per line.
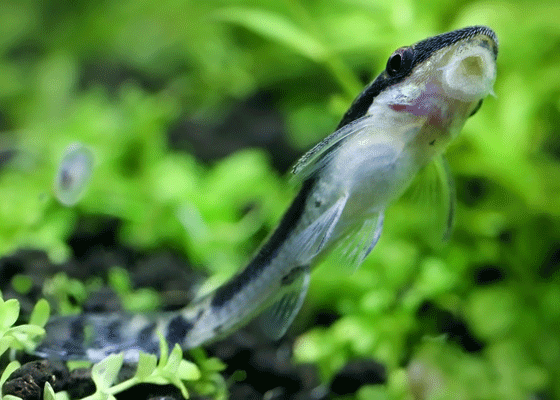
374 31 498 138
371 29 498 117
439 41 497 102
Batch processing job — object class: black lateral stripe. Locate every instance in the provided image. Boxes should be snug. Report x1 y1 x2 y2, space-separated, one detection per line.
137 322 157 343
136 322 159 354
211 177 316 308
61 339 84 357
105 320 122 343
166 316 194 346
337 26 498 129
69 316 85 342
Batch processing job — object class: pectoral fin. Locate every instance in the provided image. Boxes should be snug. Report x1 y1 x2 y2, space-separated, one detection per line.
402 154 456 241
294 192 349 264
259 265 311 340
329 210 385 273
291 116 378 184
435 155 456 241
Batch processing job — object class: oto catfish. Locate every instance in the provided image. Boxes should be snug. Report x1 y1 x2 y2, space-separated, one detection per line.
36 26 498 362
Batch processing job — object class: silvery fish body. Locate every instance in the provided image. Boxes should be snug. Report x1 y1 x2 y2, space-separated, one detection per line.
36 26 498 362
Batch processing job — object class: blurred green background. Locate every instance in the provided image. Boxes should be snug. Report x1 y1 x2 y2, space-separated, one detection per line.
0 0 559 399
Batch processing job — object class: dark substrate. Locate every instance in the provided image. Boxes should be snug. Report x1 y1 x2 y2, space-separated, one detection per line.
0 224 387 400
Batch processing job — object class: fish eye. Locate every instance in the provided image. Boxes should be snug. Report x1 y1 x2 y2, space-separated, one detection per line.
386 47 414 76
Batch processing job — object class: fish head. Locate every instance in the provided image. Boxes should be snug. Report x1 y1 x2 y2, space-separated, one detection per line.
338 26 498 156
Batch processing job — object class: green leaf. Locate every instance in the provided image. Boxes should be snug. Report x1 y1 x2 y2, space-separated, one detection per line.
156 331 168 365
43 382 56 400
3 395 25 400
135 352 157 380
107 267 132 296
11 274 33 295
9 324 46 344
0 360 20 388
29 299 51 327
91 353 124 392
122 288 160 312
0 336 14 357
0 299 20 330
203 357 227 373
5 327 43 352
66 360 93 371
214 7 327 62
162 344 183 375
177 360 201 381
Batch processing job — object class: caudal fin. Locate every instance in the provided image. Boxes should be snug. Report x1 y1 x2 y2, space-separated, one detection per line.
35 312 162 362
